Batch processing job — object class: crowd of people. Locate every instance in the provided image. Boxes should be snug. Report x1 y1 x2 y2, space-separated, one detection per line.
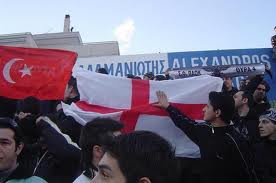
0 67 275 183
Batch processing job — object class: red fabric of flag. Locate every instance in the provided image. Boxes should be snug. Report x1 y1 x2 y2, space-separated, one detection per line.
0 45 77 100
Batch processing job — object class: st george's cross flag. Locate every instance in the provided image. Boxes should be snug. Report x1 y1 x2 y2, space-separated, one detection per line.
62 69 223 158
0 45 77 100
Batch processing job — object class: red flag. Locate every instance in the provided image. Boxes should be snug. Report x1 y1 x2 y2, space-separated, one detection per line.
0 45 77 100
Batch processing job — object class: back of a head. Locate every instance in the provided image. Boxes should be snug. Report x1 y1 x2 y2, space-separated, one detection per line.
144 72 154 80
241 90 254 108
68 76 79 96
97 68 108 75
105 131 180 183
209 91 235 124
17 96 40 115
79 118 124 170
154 75 167 81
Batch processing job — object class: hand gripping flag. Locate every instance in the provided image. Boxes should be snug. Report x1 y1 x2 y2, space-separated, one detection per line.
63 69 223 158
0 45 77 100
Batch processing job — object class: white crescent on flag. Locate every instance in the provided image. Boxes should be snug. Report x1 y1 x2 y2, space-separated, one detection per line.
63 69 223 158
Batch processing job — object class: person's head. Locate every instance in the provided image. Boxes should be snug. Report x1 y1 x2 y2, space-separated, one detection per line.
154 75 166 81
253 81 269 103
126 74 135 79
258 109 276 140
143 72 154 80
79 118 124 172
17 96 40 115
64 76 79 101
0 118 24 172
223 77 233 90
274 26 276 32
92 131 179 183
233 90 254 109
134 76 142 80
97 68 108 75
203 92 235 124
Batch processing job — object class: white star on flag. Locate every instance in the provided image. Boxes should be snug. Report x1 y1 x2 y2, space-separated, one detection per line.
19 64 33 78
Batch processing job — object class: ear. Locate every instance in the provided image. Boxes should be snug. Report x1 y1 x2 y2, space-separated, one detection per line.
215 109 221 118
242 98 248 104
138 177 151 183
93 145 104 159
15 142 24 156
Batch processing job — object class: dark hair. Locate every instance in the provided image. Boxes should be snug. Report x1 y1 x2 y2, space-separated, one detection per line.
79 118 124 172
134 76 142 80
68 76 79 96
209 92 235 124
0 118 24 147
257 80 270 92
154 75 167 81
144 72 154 80
97 68 108 74
240 90 254 108
17 96 40 115
126 74 135 79
105 131 180 183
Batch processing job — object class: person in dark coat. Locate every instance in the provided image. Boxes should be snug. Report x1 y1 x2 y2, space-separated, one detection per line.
222 76 238 97
154 91 254 183
254 109 276 183
233 90 260 145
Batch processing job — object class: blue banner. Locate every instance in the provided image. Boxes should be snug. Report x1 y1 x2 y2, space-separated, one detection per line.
168 48 276 108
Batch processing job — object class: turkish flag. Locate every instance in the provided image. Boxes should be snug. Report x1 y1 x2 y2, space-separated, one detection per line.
0 45 77 100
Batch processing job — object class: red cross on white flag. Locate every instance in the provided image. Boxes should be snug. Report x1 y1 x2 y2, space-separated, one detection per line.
63 69 223 158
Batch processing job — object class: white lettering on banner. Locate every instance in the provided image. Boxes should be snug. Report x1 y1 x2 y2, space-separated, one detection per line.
176 54 271 69
172 59 180 69
212 57 220 66
200 57 208 66
191 57 199 67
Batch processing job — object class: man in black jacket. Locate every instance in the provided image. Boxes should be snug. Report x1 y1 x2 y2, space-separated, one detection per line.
254 109 276 183
233 90 260 144
154 91 253 183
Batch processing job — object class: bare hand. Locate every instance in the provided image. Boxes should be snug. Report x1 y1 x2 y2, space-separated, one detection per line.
56 104 62 111
153 91 170 109
17 112 31 120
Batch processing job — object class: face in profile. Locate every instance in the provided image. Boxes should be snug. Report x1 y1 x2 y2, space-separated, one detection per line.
259 118 276 138
92 153 126 183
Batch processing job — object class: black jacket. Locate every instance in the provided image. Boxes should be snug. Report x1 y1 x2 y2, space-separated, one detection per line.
253 102 271 118
19 119 81 183
233 109 260 145
166 105 253 183
254 139 276 183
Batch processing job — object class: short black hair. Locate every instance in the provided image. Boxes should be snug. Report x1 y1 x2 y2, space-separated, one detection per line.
126 74 135 79
240 90 254 108
97 68 108 74
0 117 24 147
144 72 154 80
17 96 40 115
209 92 235 124
79 118 124 172
104 131 180 183
68 76 79 95
257 80 270 92
154 75 167 81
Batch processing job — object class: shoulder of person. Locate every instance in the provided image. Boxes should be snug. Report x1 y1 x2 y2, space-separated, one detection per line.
6 176 47 183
